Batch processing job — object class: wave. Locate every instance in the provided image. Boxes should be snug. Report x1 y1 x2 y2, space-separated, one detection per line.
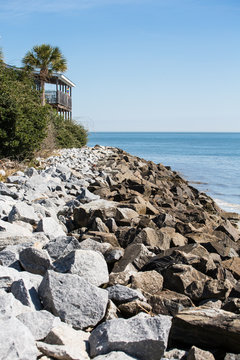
214 198 240 214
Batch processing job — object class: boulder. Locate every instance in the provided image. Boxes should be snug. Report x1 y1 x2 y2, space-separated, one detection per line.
92 217 110 233
53 249 109 286
118 300 152 318
39 322 90 359
0 182 18 199
44 235 80 260
162 264 231 301
82 231 119 247
131 270 163 296
169 307 240 353
149 289 194 316
39 270 108 329
74 199 118 227
36 217 66 239
133 227 160 247
89 313 172 360
8 202 39 225
163 348 187 359
107 284 146 305
0 289 30 318
79 238 112 255
113 243 154 273
222 258 240 280
19 247 52 275
215 221 240 242
0 317 38 360
187 346 215 360
0 219 32 237
17 310 61 340
11 278 42 310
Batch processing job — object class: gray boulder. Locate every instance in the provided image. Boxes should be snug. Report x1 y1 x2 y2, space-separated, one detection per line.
53 249 109 286
39 270 109 329
8 202 39 224
89 313 172 360
0 289 30 318
17 310 61 340
107 284 146 305
19 247 52 275
0 182 18 199
0 317 38 359
79 238 112 255
11 278 42 310
36 217 66 239
44 235 80 260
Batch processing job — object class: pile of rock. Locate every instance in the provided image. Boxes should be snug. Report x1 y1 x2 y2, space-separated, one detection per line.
0 145 240 360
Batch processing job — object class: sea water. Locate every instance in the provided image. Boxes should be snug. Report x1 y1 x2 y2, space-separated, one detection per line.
88 132 240 214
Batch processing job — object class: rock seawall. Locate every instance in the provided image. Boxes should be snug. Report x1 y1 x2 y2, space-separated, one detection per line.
0 145 240 360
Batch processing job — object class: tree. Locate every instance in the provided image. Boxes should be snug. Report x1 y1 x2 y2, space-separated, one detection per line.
22 44 67 105
0 65 50 159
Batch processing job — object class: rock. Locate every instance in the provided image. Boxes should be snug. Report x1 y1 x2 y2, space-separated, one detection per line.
41 322 90 359
11 278 42 310
222 258 240 280
0 288 31 318
133 227 160 247
8 202 39 224
44 235 80 260
92 217 110 232
187 346 215 360
89 313 172 360
0 219 32 237
104 300 119 320
79 238 112 255
82 231 119 247
215 221 240 242
93 351 138 359
131 270 163 296
107 284 146 305
36 217 66 239
149 289 194 316
164 348 187 359
53 249 109 286
77 187 100 203
116 207 139 223
17 310 61 340
0 317 38 359
19 247 52 275
0 182 18 199
224 354 240 360
109 269 137 286
113 243 154 273
39 270 108 329
169 307 240 353
222 298 240 314
162 264 231 301
104 248 124 264
118 300 152 318
74 199 118 227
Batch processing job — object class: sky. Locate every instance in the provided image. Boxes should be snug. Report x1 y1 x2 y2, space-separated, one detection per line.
0 0 240 132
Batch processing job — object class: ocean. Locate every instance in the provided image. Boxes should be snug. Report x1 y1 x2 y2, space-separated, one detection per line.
87 132 240 214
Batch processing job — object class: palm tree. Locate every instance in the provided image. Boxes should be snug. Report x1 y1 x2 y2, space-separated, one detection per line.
22 44 67 105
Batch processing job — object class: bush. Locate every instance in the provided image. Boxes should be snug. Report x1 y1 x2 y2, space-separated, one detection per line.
52 113 88 149
0 64 50 159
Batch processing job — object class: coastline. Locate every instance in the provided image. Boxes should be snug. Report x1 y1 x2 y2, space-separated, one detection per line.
88 132 240 215
0 145 240 358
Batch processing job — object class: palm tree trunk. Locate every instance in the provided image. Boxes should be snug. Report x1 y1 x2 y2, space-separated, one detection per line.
40 78 45 106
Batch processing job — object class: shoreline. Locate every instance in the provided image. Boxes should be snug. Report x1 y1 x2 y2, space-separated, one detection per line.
0 145 240 358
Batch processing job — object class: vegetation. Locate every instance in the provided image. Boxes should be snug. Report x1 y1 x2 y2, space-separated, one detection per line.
0 46 87 160
0 62 50 159
22 44 67 105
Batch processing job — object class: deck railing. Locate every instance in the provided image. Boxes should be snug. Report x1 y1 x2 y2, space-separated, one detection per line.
45 90 72 109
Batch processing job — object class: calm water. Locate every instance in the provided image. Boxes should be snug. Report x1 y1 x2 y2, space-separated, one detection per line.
88 132 240 214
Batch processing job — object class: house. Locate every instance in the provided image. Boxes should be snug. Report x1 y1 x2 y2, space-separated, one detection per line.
35 72 76 120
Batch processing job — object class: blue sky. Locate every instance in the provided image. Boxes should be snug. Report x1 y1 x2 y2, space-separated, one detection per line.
1 0 240 131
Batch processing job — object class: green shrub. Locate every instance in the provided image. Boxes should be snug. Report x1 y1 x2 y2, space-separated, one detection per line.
52 113 88 149
0 64 50 159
